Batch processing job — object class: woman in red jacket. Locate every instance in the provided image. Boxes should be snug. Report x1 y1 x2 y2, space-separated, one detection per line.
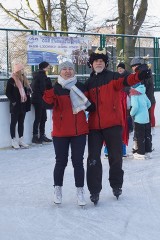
43 61 91 206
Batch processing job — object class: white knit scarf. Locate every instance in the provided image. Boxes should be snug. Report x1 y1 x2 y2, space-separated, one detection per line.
58 75 91 114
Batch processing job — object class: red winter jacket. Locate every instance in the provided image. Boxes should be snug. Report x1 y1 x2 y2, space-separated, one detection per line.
43 82 88 137
85 69 140 130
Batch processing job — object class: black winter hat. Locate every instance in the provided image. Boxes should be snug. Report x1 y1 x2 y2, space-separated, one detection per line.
117 62 125 69
88 48 109 66
39 61 50 70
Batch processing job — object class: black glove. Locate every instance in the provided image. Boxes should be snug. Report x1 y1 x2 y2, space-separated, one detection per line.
45 77 52 90
26 87 33 95
86 102 96 112
135 64 152 80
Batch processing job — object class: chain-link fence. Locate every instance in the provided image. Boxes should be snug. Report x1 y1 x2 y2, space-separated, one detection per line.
0 28 160 95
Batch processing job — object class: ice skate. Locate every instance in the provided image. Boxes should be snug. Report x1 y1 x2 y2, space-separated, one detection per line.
32 135 42 144
145 152 152 159
19 137 29 148
77 187 86 207
112 187 122 200
40 134 52 143
54 186 62 205
90 193 99 205
12 138 20 149
133 153 145 160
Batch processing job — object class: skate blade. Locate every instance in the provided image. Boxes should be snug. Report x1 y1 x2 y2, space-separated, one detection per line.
54 202 61 208
79 205 87 209
20 146 29 149
12 147 20 150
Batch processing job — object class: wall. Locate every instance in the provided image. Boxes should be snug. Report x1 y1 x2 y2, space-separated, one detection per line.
0 92 160 149
0 99 52 149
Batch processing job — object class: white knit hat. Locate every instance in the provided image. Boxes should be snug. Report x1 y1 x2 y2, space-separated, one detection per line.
58 61 75 73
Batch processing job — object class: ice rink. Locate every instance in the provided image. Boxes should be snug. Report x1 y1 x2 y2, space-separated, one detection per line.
0 128 160 240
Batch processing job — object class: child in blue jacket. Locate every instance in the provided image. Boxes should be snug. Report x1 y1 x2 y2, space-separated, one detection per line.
130 83 152 159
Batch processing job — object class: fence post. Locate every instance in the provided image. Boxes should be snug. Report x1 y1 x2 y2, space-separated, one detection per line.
154 37 159 90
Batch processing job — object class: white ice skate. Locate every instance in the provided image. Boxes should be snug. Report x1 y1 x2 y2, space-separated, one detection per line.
77 187 86 207
145 152 152 159
54 186 62 204
133 153 145 160
12 138 20 149
19 137 29 148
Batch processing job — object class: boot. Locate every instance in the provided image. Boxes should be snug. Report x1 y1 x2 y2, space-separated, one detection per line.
90 193 99 205
40 134 52 143
32 135 42 144
132 140 138 153
19 137 29 148
77 187 86 206
112 187 122 199
54 186 62 204
12 138 20 149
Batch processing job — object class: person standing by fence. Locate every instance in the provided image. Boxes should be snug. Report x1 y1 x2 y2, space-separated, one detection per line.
6 63 31 149
31 61 52 144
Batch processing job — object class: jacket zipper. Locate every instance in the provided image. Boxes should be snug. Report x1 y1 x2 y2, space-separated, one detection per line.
75 114 78 135
95 77 101 129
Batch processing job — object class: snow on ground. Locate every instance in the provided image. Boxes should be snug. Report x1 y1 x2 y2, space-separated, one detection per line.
0 128 160 240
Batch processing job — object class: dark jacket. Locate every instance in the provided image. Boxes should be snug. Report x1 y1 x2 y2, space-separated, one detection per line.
85 69 141 130
5 78 31 114
31 70 48 104
43 81 88 137
144 76 156 105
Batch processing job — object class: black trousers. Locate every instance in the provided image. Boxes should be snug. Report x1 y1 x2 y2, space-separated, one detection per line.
32 103 47 136
53 135 86 187
10 112 26 139
87 126 124 194
134 122 152 155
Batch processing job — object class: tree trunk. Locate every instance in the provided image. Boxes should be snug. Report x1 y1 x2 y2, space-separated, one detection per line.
60 0 68 33
116 0 148 70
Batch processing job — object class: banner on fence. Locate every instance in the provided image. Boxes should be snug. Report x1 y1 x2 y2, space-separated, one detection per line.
27 35 90 65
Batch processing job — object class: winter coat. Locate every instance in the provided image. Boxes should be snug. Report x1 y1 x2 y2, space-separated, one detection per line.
31 70 49 104
130 85 151 124
43 81 88 137
84 69 141 130
144 75 156 105
6 77 31 114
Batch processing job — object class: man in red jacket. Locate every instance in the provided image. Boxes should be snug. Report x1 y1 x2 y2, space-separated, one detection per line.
85 48 151 204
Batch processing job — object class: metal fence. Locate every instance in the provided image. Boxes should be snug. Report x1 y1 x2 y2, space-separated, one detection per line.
0 28 160 95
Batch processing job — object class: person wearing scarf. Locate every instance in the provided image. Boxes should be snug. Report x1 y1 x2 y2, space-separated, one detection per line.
6 63 32 149
43 60 93 206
